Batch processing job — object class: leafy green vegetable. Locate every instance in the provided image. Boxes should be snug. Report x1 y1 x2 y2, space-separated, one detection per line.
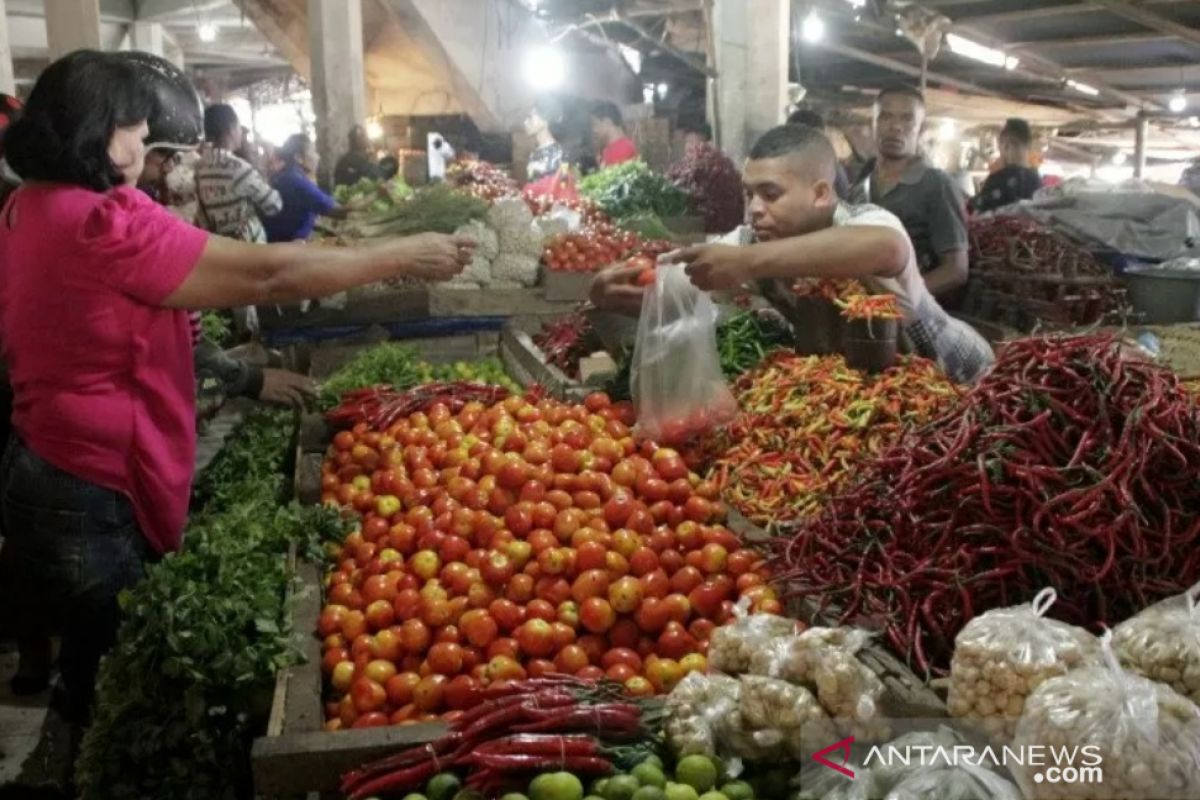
334 176 413 209
352 184 488 239
579 160 689 221
77 409 348 800
614 211 675 242
199 311 231 348
319 342 425 408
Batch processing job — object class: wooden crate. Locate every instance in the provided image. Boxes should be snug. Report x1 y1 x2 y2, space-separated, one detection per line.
541 268 596 303
251 552 448 798
499 317 591 402
725 511 947 720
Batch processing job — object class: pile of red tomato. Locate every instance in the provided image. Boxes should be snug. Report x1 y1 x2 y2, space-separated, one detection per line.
318 392 779 731
541 225 672 273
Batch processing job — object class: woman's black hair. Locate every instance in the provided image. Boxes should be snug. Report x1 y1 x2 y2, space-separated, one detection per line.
4 50 155 192
279 133 312 166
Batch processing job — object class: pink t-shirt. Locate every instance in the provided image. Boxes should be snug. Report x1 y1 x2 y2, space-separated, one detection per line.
601 137 638 168
0 184 209 554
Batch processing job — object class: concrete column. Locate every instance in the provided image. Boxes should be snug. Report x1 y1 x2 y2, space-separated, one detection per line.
129 21 165 57
0 0 15 95
308 0 366 189
710 0 788 161
45 0 103 60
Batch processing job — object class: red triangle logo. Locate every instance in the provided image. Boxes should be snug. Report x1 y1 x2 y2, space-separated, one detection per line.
812 736 855 779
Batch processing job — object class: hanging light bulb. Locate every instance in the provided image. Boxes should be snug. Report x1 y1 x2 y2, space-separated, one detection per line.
198 22 218 43
1169 92 1188 113
802 12 826 44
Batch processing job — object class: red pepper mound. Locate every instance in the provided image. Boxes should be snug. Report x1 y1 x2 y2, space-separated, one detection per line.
772 333 1200 675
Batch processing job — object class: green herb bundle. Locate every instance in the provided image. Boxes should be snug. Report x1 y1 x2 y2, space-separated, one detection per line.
579 160 689 221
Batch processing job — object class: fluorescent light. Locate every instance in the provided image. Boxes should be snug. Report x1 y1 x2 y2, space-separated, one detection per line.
642 84 655 105
656 83 669 99
946 33 1009 69
198 22 217 42
1067 79 1100 97
1112 151 1127 166
1189 116 1200 128
1005 56 1020 71
844 0 866 7
523 46 566 91
1169 93 1188 113
619 43 642 75
802 12 825 44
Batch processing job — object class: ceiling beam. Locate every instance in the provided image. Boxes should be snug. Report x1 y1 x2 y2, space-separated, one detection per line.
952 4 1100 27
818 41 1006 98
1009 32 1174 49
1092 1 1200 48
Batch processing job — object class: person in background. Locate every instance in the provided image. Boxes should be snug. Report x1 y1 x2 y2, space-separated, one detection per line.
194 105 282 244
972 118 1042 213
334 124 378 188
680 121 713 157
593 124 993 385
786 109 850 200
524 97 565 182
850 86 969 303
378 154 400 182
0 49 473 723
592 101 638 168
263 133 350 243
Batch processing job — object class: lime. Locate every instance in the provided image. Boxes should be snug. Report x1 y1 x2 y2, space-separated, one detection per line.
632 762 667 788
675 755 718 793
500 794 531 800
631 789 667 800
585 797 605 800
698 793 729 800
530 772 585 800
603 775 642 800
400 795 429 800
664 783 700 800
427 773 463 800
641 755 665 770
452 792 486 800
591 780 609 796
719 782 753 800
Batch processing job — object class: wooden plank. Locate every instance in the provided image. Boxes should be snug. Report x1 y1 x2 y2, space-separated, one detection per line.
258 286 431 331
295 452 325 507
299 413 332 454
266 544 301 739
283 561 325 736
428 286 580 318
252 722 448 796
499 320 590 402
542 269 595 303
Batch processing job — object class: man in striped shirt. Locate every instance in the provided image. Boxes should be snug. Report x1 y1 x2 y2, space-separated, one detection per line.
194 104 282 243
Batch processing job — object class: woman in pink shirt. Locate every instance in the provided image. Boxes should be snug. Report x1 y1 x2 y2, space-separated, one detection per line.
591 101 638 168
0 50 474 720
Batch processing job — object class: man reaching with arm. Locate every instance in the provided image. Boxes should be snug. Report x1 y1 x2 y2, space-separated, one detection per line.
594 124 993 385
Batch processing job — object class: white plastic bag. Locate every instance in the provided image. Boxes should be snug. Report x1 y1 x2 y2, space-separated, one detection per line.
1113 581 1200 707
1011 631 1200 799
631 262 738 445
947 588 1098 741
708 599 799 675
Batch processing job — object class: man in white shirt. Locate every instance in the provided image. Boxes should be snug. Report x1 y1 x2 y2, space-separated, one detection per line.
592 124 993 384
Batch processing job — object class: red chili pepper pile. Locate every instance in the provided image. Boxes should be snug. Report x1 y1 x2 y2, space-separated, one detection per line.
772 334 1200 677
341 676 660 799
326 382 513 429
705 353 958 527
533 313 595 379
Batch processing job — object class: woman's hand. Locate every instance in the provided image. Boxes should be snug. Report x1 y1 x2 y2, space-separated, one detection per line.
388 233 476 281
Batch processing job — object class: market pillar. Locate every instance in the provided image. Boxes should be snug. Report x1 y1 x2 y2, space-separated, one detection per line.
45 0 103 60
307 0 366 189
129 21 165 57
710 0 788 161
0 0 14 95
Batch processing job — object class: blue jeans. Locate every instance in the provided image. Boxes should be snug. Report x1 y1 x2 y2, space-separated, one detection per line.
0 441 151 720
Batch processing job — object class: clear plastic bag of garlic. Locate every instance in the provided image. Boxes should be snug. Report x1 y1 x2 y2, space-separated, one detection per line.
707 601 799 675
1112 581 1200 707
947 588 1098 742
748 626 870 683
814 647 891 741
1011 632 1200 800
884 764 1023 800
664 672 741 758
738 675 836 761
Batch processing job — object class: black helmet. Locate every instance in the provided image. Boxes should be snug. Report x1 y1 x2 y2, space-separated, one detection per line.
114 51 203 151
